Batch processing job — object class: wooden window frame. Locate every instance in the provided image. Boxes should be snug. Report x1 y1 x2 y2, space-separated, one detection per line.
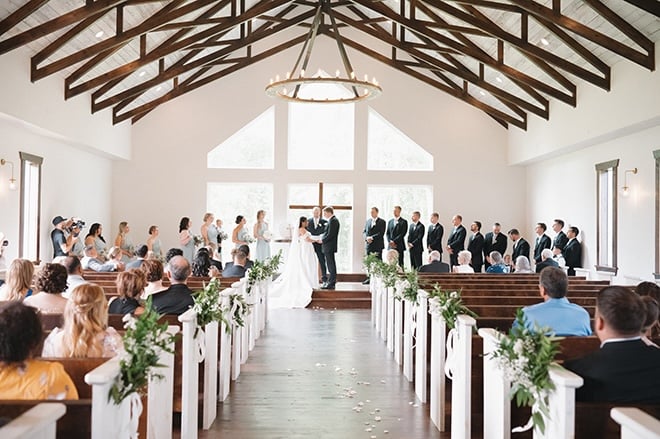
595 159 619 274
19 152 43 264
654 150 660 279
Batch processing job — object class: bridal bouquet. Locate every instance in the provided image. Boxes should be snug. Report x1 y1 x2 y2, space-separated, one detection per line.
218 230 228 242
489 309 561 434
193 234 204 246
244 235 256 244
262 230 272 240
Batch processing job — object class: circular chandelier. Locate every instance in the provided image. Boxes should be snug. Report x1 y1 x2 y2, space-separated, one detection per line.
265 0 382 104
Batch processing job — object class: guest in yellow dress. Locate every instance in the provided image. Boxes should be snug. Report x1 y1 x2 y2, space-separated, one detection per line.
0 301 78 400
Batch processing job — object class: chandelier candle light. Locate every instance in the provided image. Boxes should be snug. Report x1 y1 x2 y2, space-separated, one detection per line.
265 0 382 103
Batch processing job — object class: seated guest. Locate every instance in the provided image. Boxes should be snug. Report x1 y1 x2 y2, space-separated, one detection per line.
503 254 514 273
640 296 659 345
82 245 123 272
125 245 148 269
514 256 533 273
0 302 78 400
62 255 88 299
453 250 474 273
165 247 183 263
551 246 566 268
0 258 34 301
238 244 254 269
535 248 558 273
23 263 68 314
107 246 124 266
221 250 249 278
565 286 660 403
141 259 167 299
108 269 146 316
419 250 449 273
191 248 220 277
485 251 508 273
637 281 660 340
42 284 123 358
151 256 194 315
516 266 592 336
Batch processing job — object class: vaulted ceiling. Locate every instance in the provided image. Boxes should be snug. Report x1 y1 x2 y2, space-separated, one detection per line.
0 0 658 129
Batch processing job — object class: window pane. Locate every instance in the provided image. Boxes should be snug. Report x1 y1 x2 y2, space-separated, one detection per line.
207 107 274 169
367 108 433 171
20 158 40 261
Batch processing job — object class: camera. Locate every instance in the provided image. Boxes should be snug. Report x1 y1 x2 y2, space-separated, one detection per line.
2 240 7 247
66 218 86 234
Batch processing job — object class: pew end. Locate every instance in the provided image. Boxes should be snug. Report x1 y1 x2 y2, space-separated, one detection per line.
0 402 66 439
611 407 660 439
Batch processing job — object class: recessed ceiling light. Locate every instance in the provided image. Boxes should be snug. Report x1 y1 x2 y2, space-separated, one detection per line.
495 76 503 83
540 38 549 46
479 90 486 96
156 86 162 92
95 31 104 38
139 71 146 77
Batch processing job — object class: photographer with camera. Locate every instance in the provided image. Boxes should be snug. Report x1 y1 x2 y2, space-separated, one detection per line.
51 216 85 259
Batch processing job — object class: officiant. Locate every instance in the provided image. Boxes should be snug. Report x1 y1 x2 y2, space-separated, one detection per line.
307 207 327 285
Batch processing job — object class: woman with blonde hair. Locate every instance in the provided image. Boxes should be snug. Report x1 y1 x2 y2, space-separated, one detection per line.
114 221 134 263
254 210 271 262
42 284 123 358
0 258 34 301
108 269 146 315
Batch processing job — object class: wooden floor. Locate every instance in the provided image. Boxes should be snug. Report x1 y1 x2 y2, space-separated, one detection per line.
202 308 446 439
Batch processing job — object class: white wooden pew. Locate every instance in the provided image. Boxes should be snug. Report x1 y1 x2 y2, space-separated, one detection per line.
0 403 65 439
402 297 414 381
218 291 233 401
386 286 395 351
449 315 476 439
429 312 447 431
611 407 660 439
178 309 201 439
414 290 429 404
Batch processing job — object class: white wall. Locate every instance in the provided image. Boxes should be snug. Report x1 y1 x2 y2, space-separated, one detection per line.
513 47 660 281
117 36 527 271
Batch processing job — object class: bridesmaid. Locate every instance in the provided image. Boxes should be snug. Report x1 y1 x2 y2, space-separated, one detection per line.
179 217 195 264
232 215 249 248
146 225 162 260
201 213 218 252
85 223 107 261
114 222 134 263
254 210 271 262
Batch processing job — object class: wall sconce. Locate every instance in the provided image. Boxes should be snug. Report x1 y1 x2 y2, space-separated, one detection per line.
0 159 17 191
621 167 638 197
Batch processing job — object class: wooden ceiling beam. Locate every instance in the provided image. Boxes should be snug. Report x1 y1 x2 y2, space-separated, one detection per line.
0 0 125 56
506 0 654 70
622 0 660 18
115 34 307 124
0 0 50 36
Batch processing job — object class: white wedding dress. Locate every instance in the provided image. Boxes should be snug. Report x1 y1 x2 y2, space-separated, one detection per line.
269 230 317 309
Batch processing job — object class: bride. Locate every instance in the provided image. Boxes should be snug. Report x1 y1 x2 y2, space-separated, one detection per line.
269 216 319 309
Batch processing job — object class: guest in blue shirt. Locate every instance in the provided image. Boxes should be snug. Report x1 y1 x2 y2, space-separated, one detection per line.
516 266 592 336
486 251 508 273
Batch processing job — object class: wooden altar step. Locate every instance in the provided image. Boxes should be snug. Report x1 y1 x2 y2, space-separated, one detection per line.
309 282 371 309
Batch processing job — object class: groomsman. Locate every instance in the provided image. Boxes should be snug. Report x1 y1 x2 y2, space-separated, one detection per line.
386 206 408 267
533 222 552 264
362 207 386 284
467 221 485 272
308 206 328 285
483 222 508 270
407 211 425 270
426 212 444 258
508 228 530 261
552 219 569 251
446 214 466 268
563 226 583 276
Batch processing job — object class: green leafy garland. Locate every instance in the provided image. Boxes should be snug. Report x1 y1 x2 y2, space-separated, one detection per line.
247 250 283 294
426 285 478 329
362 253 400 288
109 298 177 404
489 309 561 434
193 277 229 334
226 292 250 328
394 269 419 304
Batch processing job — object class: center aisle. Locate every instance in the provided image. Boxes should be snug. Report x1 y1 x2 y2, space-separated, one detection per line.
206 309 445 439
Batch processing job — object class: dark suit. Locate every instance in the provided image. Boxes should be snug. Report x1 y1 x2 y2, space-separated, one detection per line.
426 222 444 255
535 258 558 273
553 231 568 251
565 339 660 404
533 234 552 263
151 284 195 315
563 238 582 276
221 263 247 278
308 217 328 282
363 217 386 256
419 260 450 273
467 232 485 272
407 222 425 269
446 225 466 267
511 238 530 262
483 232 508 270
322 215 340 287
386 217 408 267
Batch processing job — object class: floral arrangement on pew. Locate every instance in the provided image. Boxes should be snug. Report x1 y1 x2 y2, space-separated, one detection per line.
489 309 562 435
193 277 229 335
363 253 383 277
225 291 250 329
362 253 400 288
426 285 477 330
110 297 178 404
246 250 283 294
394 268 420 304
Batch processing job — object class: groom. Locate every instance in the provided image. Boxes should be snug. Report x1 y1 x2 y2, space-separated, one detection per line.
321 206 340 290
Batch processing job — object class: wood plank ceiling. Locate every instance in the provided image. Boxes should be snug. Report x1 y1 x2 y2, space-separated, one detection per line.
0 0 658 129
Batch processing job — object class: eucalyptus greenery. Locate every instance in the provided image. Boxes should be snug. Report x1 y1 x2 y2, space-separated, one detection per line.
109 298 177 404
427 285 477 330
193 277 229 334
490 309 561 434
247 250 283 293
394 269 420 304
362 253 400 287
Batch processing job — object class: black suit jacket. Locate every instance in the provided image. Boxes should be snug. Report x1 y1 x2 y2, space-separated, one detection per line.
407 222 425 254
511 238 530 261
322 216 340 254
419 260 450 273
363 217 386 254
563 238 582 269
426 223 444 253
151 284 195 316
534 258 558 273
307 217 327 251
553 231 568 250
467 232 484 268
483 232 508 259
221 264 247 278
447 225 466 253
386 218 408 252
533 234 552 263
565 339 660 403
